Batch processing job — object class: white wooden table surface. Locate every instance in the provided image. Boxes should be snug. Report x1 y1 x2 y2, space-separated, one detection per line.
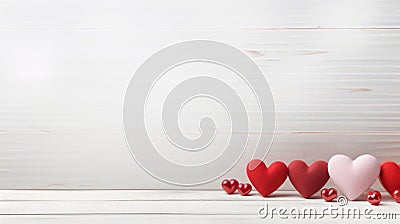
0 190 399 223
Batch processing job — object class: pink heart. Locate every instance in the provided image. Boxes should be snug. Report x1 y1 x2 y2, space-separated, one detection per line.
328 154 380 201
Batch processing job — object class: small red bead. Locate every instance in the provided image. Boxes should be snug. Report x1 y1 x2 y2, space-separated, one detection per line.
392 189 400 203
367 190 381 206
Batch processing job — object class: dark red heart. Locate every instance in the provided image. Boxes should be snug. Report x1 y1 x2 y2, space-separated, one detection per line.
393 189 400 203
246 159 288 197
288 160 330 198
238 183 252 196
321 188 337 202
221 179 239 194
379 161 400 196
367 190 381 206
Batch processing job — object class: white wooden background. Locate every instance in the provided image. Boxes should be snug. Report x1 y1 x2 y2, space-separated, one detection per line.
1 0 400 190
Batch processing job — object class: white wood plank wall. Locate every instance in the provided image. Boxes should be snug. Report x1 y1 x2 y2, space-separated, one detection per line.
0 0 400 189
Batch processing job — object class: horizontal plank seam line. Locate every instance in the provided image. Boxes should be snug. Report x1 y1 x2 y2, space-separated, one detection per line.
0 199 306 202
0 212 398 216
0 189 377 191
2 27 400 31
0 213 255 216
0 189 239 191
241 27 400 30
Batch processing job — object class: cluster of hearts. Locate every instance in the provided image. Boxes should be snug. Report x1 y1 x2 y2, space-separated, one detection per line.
221 154 400 206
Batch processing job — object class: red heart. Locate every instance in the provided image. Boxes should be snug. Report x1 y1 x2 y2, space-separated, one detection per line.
288 160 330 198
221 179 239 194
367 190 381 206
393 189 400 203
379 161 400 196
321 188 337 202
238 183 252 196
246 159 288 197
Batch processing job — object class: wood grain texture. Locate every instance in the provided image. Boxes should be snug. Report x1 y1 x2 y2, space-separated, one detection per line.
2 215 399 224
1 0 400 189
0 190 399 223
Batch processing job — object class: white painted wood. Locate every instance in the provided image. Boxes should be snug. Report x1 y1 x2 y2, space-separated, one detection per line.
0 189 338 201
3 215 400 224
0 190 399 223
1 0 400 189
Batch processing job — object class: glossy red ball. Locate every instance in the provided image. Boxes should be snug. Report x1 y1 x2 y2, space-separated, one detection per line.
367 190 381 206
